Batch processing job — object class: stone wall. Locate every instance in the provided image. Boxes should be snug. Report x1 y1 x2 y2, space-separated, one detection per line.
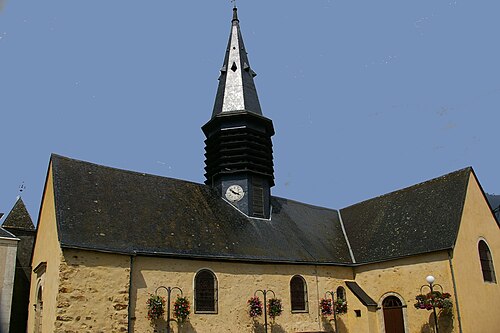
0 237 18 333
131 256 354 333
353 251 456 333
452 173 500 333
54 249 130 333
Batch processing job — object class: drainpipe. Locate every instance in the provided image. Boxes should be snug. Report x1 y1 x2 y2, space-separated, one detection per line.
128 254 135 332
447 250 463 333
314 265 321 331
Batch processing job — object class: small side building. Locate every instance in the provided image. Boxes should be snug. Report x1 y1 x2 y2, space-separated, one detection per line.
0 225 19 333
1 197 36 333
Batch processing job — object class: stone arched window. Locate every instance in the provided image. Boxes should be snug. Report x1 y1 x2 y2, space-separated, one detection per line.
479 240 496 283
290 275 308 312
34 284 43 333
194 269 218 313
336 286 346 301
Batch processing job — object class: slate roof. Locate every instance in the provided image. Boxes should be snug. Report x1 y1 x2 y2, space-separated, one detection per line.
0 227 18 239
2 198 36 275
51 154 352 264
341 168 471 264
49 154 474 265
2 197 35 231
212 7 262 117
345 281 377 306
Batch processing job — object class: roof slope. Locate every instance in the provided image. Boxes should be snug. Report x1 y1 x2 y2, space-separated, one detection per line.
0 227 18 239
2 197 36 275
2 197 34 231
340 168 471 263
51 154 352 264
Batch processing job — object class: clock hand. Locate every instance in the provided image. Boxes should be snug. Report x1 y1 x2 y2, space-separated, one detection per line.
230 189 239 195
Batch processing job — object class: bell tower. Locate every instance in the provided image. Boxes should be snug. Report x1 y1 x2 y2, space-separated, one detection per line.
202 7 274 219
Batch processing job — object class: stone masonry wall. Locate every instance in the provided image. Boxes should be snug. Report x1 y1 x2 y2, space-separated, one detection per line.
54 249 130 333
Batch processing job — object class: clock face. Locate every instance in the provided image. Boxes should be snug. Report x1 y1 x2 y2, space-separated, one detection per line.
225 185 245 202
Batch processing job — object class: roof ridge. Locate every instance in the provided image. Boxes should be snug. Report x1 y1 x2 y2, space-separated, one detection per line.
272 195 338 212
51 153 207 188
341 167 472 211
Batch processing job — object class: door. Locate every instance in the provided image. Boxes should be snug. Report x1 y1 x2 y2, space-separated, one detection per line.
382 296 405 333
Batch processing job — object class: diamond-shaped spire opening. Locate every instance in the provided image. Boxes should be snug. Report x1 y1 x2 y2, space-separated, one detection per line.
231 62 238 72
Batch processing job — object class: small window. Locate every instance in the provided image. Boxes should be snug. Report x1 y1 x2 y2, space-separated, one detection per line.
194 269 218 313
290 275 308 312
479 240 497 283
336 286 346 301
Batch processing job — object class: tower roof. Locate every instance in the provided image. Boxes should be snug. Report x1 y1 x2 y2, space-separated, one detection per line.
2 197 35 231
212 7 262 117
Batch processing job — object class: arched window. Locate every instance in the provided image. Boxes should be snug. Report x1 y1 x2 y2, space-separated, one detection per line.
479 240 497 283
336 286 346 301
290 275 308 312
34 284 43 333
194 269 218 313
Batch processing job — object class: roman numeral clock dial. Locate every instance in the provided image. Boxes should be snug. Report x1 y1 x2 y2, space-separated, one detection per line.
225 185 244 202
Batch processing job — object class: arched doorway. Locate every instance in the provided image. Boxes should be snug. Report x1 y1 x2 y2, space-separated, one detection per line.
34 285 43 333
382 296 405 333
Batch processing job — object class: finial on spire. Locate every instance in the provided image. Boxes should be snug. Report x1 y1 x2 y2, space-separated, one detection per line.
19 181 25 195
231 2 239 23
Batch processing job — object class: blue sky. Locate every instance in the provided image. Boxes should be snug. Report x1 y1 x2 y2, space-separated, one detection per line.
1 1 499 220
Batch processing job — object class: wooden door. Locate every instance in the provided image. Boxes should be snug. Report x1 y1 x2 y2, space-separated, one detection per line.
383 296 404 333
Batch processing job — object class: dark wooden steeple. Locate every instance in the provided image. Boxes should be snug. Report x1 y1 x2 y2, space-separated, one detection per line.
202 7 274 219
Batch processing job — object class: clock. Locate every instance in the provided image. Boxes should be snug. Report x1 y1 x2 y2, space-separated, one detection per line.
225 185 245 202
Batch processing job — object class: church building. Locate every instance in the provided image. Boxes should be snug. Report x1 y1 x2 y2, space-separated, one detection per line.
27 7 499 333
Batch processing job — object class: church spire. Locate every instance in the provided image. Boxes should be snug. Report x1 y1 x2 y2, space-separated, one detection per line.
212 6 262 117
203 7 275 219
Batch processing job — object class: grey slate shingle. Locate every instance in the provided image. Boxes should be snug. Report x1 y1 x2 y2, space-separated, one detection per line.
341 168 471 264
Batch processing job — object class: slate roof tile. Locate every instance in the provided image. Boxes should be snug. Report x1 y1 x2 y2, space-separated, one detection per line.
2 198 34 231
340 168 471 264
51 154 352 264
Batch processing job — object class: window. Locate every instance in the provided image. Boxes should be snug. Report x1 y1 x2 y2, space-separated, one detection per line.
336 286 345 301
194 269 218 313
290 275 308 312
479 240 497 283
34 285 43 333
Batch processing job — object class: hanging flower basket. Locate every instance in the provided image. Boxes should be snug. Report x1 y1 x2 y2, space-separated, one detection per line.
414 291 453 314
334 298 348 315
147 294 166 321
248 296 263 318
173 296 190 323
320 298 347 316
320 298 333 316
268 298 283 319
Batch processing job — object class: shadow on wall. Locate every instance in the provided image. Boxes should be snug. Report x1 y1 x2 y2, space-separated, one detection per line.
252 321 265 333
270 322 286 333
321 316 336 332
337 316 348 333
151 318 198 333
250 320 285 333
420 312 454 333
